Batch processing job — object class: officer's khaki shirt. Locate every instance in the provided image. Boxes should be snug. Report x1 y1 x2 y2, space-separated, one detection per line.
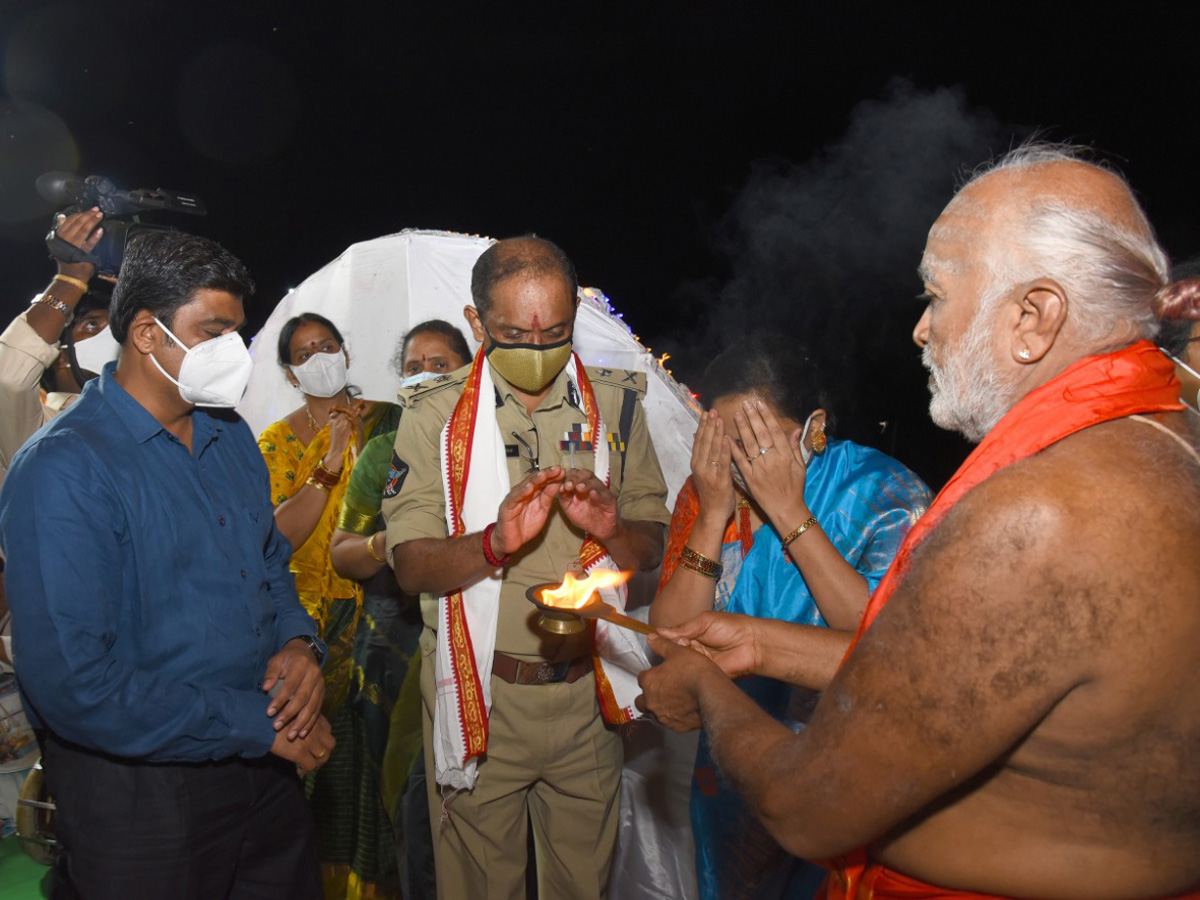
383 361 670 662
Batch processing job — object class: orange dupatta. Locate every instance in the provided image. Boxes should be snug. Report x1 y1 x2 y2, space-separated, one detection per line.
658 476 754 589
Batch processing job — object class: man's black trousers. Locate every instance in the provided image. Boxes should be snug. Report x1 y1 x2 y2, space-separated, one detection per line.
42 733 321 900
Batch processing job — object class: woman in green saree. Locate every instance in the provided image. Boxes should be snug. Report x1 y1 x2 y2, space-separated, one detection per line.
328 320 471 900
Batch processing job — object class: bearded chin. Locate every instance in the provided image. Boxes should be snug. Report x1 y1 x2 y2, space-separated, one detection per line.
922 325 1018 444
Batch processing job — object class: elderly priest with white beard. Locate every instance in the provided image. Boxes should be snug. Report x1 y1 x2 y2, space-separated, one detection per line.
638 144 1200 900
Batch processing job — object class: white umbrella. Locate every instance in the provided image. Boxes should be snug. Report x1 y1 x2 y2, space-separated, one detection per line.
238 228 700 509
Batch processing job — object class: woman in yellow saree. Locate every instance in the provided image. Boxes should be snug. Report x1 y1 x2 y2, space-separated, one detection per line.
258 312 400 900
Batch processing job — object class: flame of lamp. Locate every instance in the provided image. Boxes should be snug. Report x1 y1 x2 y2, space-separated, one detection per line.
526 584 594 635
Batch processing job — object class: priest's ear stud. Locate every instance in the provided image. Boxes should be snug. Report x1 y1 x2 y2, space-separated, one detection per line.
1019 348 1032 360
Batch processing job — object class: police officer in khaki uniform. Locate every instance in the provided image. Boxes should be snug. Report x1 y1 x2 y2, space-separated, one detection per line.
383 236 669 900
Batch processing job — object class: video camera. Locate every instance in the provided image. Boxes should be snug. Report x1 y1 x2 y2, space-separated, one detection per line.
36 172 207 278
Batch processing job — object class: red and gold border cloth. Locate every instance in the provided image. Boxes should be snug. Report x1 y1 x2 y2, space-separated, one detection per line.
433 349 646 790
819 861 1200 900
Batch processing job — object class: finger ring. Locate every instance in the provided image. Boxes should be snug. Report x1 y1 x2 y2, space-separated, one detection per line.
758 447 772 456
315 750 326 759
707 458 720 466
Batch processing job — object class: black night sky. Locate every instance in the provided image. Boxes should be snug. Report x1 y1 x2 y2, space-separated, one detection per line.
3 1 1198 489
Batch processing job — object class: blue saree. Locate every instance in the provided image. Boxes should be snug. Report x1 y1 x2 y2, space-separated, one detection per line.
691 438 930 900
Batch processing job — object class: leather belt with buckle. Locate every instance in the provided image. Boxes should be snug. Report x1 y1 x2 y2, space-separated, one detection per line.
492 651 591 685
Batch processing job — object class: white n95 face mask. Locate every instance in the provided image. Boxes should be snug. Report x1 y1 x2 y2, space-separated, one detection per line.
798 412 818 467
289 349 348 398
400 370 440 389
72 325 122 375
150 317 253 408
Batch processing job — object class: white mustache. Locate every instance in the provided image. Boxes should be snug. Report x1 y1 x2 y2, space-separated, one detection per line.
920 344 942 392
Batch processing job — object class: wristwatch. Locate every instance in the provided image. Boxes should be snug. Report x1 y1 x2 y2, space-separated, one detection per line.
291 634 326 666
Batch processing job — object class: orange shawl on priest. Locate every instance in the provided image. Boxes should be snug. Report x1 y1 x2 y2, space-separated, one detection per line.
824 340 1186 898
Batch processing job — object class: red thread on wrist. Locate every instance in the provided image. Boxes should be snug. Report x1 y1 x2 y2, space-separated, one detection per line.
482 522 511 567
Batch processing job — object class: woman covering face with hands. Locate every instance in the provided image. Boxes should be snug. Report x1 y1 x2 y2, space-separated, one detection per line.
648 332 931 900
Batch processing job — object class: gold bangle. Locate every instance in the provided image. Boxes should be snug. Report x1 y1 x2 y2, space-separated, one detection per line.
53 274 90 292
31 293 74 320
305 475 331 492
781 515 819 557
365 533 385 563
337 507 377 534
679 545 722 580
309 462 341 489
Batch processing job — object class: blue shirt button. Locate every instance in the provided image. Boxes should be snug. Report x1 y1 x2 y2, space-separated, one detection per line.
218 516 226 526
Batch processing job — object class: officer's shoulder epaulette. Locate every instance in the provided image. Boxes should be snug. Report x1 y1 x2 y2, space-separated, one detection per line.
396 369 469 409
585 365 647 397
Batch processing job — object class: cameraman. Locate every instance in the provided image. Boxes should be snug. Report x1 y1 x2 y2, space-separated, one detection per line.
0 207 114 478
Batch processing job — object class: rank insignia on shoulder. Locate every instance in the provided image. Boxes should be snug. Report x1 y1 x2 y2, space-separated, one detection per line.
585 365 646 395
383 451 409 498
398 369 468 407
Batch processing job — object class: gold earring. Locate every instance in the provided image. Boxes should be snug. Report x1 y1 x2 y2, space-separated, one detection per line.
812 425 827 454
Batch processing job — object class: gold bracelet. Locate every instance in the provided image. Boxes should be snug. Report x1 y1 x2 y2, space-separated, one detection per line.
365 533 385 563
305 475 331 492
781 515 819 558
309 462 341 489
680 545 722 580
53 273 90 292
31 293 73 320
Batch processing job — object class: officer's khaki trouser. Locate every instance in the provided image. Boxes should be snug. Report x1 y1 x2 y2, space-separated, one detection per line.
420 629 623 900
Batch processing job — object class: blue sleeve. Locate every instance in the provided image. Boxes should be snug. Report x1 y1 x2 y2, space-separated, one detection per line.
0 435 279 762
252 459 324 659
854 468 932 594
264 519 323 655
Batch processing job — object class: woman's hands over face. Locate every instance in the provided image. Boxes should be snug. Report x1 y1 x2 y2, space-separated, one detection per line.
690 410 736 524
729 399 809 527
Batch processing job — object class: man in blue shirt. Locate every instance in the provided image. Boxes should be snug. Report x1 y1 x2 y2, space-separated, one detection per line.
0 232 332 899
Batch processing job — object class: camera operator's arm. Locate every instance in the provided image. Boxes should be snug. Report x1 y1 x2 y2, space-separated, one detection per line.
26 209 103 343
0 209 104 470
